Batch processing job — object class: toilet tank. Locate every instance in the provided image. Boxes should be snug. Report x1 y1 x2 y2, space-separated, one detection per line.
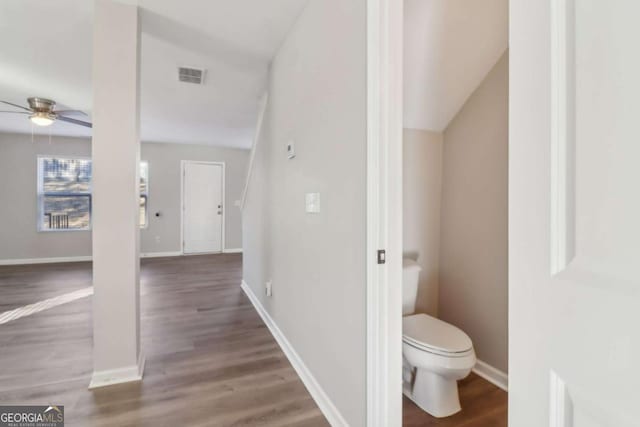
402 259 422 315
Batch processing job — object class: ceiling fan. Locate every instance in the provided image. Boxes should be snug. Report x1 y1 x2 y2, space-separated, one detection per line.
0 97 92 128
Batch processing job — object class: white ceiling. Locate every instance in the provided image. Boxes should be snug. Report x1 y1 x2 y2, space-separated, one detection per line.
0 0 309 148
404 0 508 132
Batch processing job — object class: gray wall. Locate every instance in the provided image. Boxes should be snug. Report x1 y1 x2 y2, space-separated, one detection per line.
0 134 92 260
0 133 248 261
439 51 509 372
403 128 443 316
242 0 367 424
141 142 248 253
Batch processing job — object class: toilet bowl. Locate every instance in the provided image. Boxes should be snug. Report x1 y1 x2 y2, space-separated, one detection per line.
402 259 476 418
402 313 476 417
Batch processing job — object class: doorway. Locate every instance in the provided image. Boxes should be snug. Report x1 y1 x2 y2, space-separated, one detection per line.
181 161 225 254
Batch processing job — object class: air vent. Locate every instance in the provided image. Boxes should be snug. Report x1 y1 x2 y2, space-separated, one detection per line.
178 67 206 84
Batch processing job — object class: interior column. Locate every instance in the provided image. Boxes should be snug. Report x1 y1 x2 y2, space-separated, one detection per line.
90 0 144 388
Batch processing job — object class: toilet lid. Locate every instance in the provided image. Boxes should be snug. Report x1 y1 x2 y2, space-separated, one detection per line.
403 314 473 355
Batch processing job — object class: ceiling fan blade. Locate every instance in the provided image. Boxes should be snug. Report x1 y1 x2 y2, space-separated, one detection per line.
0 100 32 112
0 111 29 114
57 115 93 128
54 109 88 117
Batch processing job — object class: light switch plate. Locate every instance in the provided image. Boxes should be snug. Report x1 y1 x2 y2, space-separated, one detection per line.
305 193 320 213
265 280 273 297
287 141 296 159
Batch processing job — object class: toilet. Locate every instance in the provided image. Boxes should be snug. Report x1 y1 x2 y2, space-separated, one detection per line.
402 259 476 418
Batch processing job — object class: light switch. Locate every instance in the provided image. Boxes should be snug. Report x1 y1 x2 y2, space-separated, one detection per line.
287 141 296 159
305 193 320 213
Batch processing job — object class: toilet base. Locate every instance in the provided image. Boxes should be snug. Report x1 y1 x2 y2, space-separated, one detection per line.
403 368 462 418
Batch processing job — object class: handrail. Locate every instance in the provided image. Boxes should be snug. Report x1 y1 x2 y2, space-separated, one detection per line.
241 92 269 212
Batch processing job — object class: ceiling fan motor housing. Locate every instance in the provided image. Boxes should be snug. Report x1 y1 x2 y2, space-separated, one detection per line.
27 97 56 113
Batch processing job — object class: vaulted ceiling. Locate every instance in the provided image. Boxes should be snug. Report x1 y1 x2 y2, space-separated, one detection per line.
1 0 507 146
0 0 309 148
404 0 508 132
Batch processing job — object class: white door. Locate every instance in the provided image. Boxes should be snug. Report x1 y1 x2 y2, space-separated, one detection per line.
510 0 640 426
182 162 223 254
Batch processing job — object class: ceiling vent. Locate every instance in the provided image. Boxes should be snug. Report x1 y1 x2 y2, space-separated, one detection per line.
178 67 206 85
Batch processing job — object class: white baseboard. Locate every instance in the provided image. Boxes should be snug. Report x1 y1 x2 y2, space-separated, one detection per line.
472 359 508 391
0 252 184 266
241 280 348 427
0 256 92 266
89 352 146 389
140 251 183 259
222 248 243 254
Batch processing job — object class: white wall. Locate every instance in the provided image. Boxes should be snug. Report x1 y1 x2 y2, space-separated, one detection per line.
439 51 509 372
0 133 248 261
403 128 442 316
242 0 367 424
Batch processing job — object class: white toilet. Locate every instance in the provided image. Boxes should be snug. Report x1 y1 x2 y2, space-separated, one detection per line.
402 259 476 418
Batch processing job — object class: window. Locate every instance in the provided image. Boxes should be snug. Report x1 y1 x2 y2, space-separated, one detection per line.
37 157 92 231
37 157 148 231
140 161 149 228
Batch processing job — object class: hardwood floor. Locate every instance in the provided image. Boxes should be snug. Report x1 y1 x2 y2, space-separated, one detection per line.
0 254 507 426
0 254 329 427
403 373 508 427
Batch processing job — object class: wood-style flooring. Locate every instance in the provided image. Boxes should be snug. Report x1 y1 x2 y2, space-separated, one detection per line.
0 254 507 426
403 373 508 427
0 254 329 427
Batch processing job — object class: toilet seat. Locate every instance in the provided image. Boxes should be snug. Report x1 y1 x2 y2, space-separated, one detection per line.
403 314 473 357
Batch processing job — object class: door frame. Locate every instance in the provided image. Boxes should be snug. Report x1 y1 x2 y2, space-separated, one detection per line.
366 0 404 425
180 160 226 255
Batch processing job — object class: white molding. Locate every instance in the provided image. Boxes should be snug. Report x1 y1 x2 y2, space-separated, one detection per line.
472 359 509 392
241 281 348 427
366 0 404 425
549 370 572 427
241 93 269 211
222 248 243 254
88 351 145 389
0 252 185 266
140 251 183 259
0 256 93 266
549 0 576 275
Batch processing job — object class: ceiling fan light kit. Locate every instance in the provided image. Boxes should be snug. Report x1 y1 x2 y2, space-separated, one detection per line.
30 111 55 127
0 97 92 128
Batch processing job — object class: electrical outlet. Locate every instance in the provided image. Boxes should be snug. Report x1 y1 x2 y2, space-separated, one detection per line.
265 280 273 297
155 236 161 243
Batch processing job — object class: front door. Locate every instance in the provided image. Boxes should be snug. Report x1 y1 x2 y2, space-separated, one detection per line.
183 162 223 254
510 0 640 425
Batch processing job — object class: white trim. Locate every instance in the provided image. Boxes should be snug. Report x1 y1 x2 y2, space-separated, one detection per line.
549 0 576 275
241 281 348 427
241 93 269 211
549 370 572 427
366 0 404 425
89 351 146 389
181 160 226 255
140 251 183 259
0 256 93 266
472 359 509 392
0 252 185 266
222 248 243 254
